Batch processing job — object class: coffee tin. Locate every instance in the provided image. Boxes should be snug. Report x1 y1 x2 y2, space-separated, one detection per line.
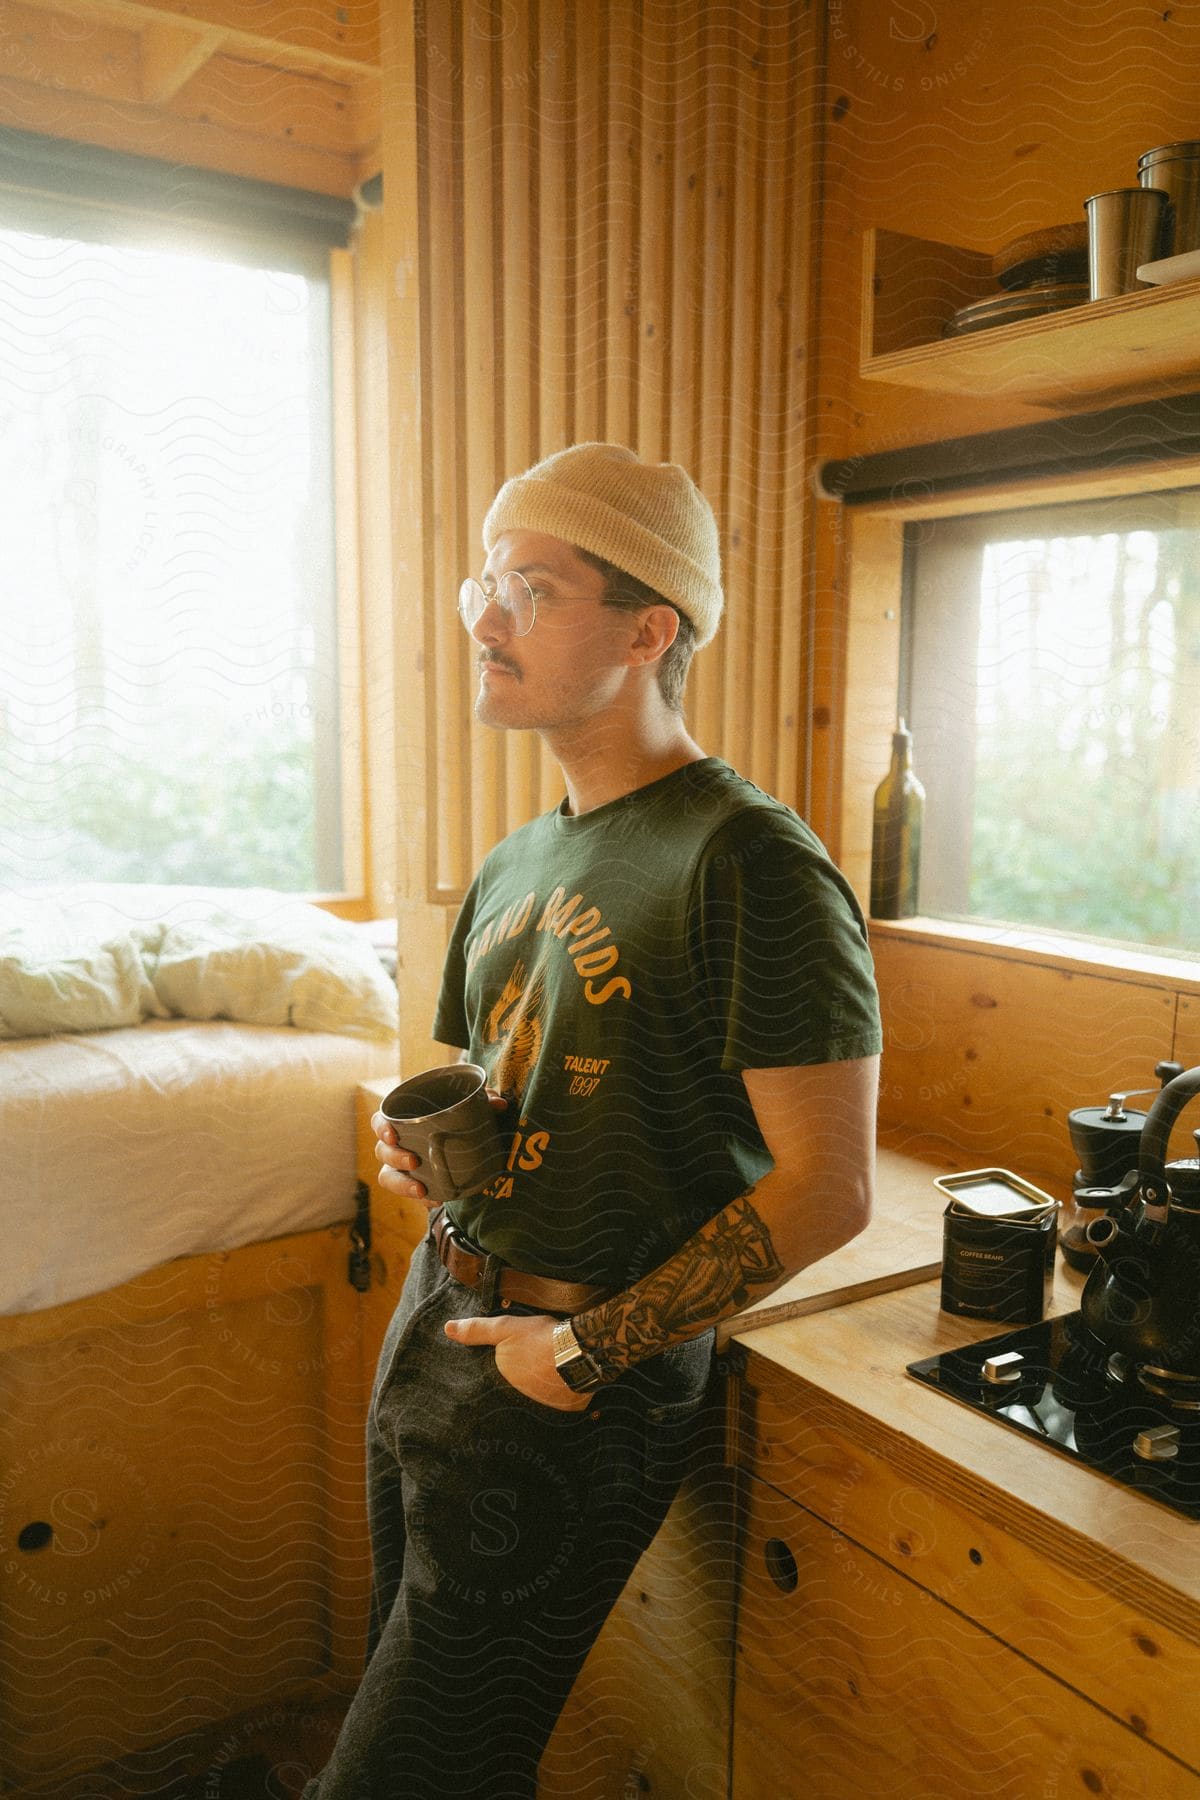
937 1169 1059 1324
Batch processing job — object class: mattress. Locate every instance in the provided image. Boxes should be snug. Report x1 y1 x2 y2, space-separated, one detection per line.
1 1018 395 1315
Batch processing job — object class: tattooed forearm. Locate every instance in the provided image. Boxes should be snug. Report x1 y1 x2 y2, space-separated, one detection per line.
571 1189 785 1379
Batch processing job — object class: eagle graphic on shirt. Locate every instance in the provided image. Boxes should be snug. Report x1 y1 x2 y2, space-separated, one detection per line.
484 957 547 1103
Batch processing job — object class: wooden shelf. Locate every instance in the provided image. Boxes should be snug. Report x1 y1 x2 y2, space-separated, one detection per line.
861 226 1200 409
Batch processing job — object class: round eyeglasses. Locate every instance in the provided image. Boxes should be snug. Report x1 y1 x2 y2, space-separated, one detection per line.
457 571 537 637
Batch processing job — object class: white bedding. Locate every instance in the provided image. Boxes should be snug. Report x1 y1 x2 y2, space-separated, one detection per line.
0 1019 394 1315
0 883 399 1041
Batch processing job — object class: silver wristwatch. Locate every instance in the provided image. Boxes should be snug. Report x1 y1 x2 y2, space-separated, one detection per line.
552 1318 606 1393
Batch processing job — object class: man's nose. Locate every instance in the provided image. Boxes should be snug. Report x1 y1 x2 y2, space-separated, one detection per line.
471 593 512 645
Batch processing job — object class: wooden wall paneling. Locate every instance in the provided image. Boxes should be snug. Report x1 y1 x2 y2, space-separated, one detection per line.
748 0 793 798
602 0 639 453
353 208 398 920
422 2 469 901
1175 992 1200 1074
384 1 449 1071
688 0 734 758
665 0 702 479
462 8 506 869
720 3 763 785
841 510 905 900
871 932 1177 1189
772 6 816 819
635 0 671 466
571 0 606 446
496 0 543 838
536 0 572 456
534 0 575 818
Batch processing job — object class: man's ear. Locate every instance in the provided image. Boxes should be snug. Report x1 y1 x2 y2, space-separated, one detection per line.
630 604 680 665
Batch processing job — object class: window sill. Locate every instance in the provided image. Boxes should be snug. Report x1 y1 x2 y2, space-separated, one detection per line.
866 915 1200 997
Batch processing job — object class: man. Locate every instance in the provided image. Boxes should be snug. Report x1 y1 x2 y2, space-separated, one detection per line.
303 444 881 1798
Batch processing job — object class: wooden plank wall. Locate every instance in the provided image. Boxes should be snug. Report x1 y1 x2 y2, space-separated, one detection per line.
381 0 821 1072
808 0 1200 854
808 0 1200 1174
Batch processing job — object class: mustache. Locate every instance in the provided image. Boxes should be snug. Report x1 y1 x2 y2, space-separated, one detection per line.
480 653 521 678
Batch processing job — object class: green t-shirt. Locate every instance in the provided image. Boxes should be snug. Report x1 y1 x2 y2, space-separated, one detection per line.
433 757 881 1288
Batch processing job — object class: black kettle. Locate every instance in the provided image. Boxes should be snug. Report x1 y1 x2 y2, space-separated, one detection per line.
1081 1063 1200 1384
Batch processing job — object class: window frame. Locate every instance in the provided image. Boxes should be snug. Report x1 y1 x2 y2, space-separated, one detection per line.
0 202 370 916
840 457 1200 1000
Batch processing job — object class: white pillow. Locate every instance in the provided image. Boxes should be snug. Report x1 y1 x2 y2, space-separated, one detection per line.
0 888 399 1041
140 911 399 1039
0 929 168 1038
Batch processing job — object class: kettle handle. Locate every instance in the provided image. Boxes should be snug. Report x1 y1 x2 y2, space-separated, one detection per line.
1139 1064 1200 1201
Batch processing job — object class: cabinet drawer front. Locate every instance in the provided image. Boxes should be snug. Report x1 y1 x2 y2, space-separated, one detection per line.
733 1478 1198 1800
740 1354 1200 1772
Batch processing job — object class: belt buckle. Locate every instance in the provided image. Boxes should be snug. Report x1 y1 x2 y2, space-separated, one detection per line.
442 1212 506 1309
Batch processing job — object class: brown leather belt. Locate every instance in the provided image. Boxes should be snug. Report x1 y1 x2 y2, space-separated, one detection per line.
431 1208 611 1314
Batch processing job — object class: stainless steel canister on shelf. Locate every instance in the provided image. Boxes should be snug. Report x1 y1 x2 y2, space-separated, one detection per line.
1084 187 1169 298
1138 141 1200 257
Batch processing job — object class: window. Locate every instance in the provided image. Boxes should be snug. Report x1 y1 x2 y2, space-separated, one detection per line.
905 490 1200 956
0 188 348 893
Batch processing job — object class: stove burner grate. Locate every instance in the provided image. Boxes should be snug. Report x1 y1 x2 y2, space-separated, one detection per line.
907 1311 1200 1520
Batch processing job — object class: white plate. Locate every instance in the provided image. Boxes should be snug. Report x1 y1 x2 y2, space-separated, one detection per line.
1135 248 1200 285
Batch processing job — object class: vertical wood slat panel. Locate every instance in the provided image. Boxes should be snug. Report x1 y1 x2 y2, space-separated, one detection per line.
637 0 671 465
688 0 735 757
668 0 704 476
462 7 505 868
392 0 820 928
774 2 817 814
573 0 606 444
748 0 793 793
497 0 543 838
720 2 763 778
535 0 575 817
424 2 468 895
604 1 640 451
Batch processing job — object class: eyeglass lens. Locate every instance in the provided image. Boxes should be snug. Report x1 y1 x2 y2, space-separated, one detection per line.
457 572 536 636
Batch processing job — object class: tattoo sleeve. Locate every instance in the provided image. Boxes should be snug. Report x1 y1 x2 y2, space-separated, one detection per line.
570 1187 785 1380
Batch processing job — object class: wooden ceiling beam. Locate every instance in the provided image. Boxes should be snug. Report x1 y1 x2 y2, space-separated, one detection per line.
11 0 380 79
0 70 362 193
139 21 225 104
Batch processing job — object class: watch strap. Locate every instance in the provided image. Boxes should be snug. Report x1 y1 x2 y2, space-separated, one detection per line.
552 1317 606 1392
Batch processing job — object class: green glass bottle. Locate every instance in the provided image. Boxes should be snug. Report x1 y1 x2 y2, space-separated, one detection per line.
870 719 925 919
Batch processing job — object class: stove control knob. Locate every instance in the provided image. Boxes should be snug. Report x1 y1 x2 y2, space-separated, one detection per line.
982 1351 1024 1385
1133 1424 1181 1463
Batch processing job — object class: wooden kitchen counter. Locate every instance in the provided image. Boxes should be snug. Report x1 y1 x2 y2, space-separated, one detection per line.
728 1258 1200 1798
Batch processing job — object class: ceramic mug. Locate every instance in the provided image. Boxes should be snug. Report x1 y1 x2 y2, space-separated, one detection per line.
380 1063 506 1211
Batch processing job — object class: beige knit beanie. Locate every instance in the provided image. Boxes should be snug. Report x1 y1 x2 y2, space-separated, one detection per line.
482 443 724 648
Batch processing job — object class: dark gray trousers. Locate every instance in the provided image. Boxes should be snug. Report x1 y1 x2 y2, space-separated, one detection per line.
301 1215 713 1800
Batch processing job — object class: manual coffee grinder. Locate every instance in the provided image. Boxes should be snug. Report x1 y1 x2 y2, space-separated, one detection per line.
1062 1059 1182 1271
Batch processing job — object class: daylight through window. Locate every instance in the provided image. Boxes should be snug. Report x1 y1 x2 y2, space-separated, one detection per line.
905 491 1200 956
0 219 341 891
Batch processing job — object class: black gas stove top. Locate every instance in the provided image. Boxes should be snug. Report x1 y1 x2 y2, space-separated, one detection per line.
907 1310 1200 1521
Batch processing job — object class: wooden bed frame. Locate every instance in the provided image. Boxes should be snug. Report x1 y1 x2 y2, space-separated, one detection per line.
0 1083 425 1798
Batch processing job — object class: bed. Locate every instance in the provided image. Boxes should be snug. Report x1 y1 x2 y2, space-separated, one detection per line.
0 885 402 1795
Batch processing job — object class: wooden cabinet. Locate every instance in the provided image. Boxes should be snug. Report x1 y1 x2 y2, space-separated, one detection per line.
734 1473 1197 1799
729 1307 1200 1800
0 1227 371 1795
